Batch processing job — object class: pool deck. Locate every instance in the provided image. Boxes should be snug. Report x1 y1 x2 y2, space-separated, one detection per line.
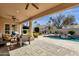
9 35 79 56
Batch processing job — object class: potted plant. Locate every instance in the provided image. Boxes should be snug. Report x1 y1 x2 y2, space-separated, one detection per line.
68 30 75 35
33 32 39 38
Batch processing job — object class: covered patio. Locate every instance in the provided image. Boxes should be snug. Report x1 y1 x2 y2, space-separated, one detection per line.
0 3 79 56
0 3 78 37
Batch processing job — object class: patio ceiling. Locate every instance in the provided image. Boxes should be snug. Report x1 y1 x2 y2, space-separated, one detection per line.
0 3 60 23
0 3 78 24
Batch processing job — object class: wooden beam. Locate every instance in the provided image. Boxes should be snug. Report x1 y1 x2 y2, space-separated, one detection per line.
19 3 79 24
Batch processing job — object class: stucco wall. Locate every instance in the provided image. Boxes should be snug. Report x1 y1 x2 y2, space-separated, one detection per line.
61 28 79 34
0 19 3 33
0 17 21 34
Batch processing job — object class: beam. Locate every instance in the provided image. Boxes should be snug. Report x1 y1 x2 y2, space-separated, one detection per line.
19 3 79 24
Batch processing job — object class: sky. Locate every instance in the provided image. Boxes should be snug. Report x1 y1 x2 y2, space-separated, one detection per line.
32 6 79 27
24 6 79 27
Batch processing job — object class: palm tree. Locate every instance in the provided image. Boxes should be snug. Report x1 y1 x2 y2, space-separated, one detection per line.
34 21 40 27
48 20 51 24
46 20 52 34
37 23 40 26
34 21 37 24
34 21 38 27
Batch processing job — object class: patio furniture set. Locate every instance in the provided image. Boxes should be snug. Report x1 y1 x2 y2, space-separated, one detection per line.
0 33 33 50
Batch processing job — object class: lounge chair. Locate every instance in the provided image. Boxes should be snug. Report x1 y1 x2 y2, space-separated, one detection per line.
20 35 34 45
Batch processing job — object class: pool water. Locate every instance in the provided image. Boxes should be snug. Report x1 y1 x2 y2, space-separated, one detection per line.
48 36 79 42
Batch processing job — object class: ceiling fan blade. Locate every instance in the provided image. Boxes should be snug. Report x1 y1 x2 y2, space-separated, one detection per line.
6 15 19 22
50 17 53 20
31 3 39 9
25 3 29 10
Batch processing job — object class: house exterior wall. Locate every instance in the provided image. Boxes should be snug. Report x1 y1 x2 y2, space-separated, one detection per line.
36 24 79 35
61 28 79 35
36 25 56 34
0 17 21 34
0 19 3 33
61 25 79 34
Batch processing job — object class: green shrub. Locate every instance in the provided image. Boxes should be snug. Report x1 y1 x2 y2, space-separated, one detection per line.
39 32 42 35
34 27 39 32
55 31 59 34
23 30 27 34
68 30 75 35
33 32 39 38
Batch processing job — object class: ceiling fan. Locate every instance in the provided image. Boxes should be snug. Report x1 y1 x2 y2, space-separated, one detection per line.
12 16 16 20
25 3 39 10
7 15 18 22
11 16 19 23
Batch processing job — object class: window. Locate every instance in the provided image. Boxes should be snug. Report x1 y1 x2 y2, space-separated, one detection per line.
5 24 10 34
12 25 16 31
22 25 29 34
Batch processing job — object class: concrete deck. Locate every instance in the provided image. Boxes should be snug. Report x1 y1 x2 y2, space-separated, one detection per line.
9 36 79 56
0 45 9 56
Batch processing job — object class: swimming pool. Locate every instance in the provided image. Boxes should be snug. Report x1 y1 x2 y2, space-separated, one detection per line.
47 35 79 42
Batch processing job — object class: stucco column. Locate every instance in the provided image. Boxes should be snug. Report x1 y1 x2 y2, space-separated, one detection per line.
28 20 33 44
16 23 22 35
